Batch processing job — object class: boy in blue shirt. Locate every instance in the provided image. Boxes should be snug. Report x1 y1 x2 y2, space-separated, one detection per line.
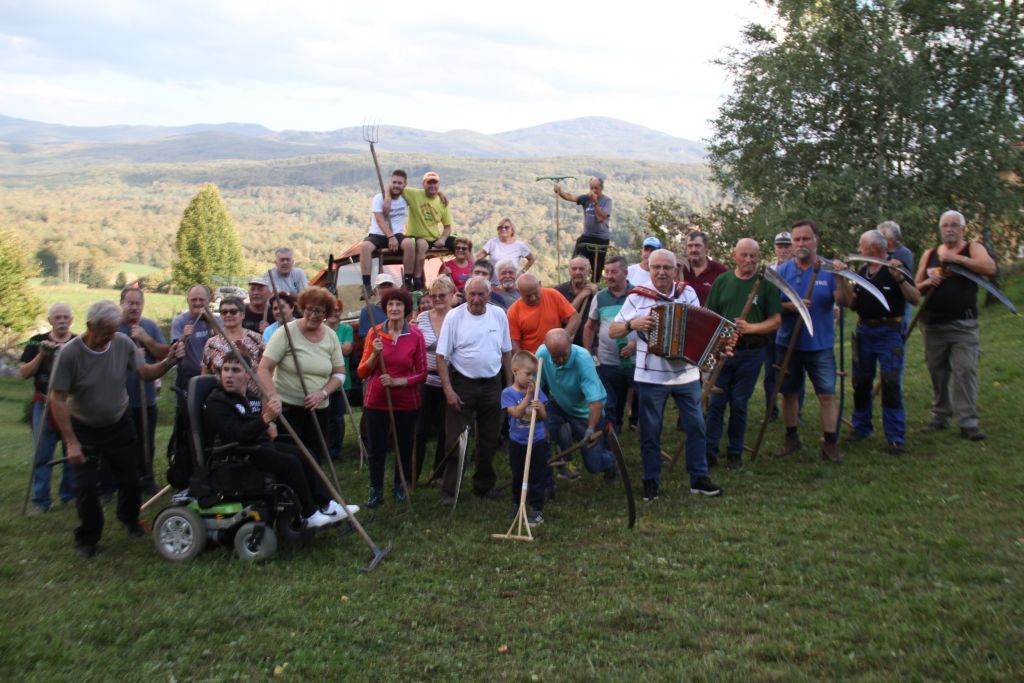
500 351 549 527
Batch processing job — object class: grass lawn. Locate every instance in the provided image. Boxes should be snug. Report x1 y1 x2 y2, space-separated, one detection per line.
1 281 1021 681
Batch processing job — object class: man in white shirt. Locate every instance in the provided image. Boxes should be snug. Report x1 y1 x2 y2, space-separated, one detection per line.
610 249 722 502
626 236 661 289
436 277 513 503
358 169 412 291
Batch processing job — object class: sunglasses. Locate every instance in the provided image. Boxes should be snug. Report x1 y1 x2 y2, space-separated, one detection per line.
219 308 240 315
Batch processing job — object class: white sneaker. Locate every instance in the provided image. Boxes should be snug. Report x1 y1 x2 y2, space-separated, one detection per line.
305 510 335 529
325 500 360 519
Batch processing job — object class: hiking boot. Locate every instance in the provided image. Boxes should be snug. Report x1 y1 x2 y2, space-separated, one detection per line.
777 432 802 457
526 509 544 527
887 441 906 456
556 463 581 481
960 426 987 442
820 441 843 464
921 420 947 433
642 479 659 502
690 476 722 497
726 453 743 470
366 487 384 509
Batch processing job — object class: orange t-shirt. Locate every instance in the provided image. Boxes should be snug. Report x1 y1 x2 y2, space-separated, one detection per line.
507 288 577 353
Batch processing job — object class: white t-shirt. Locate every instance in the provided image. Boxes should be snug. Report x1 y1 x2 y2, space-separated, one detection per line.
627 263 652 289
614 284 700 386
367 193 409 236
436 303 512 378
483 238 532 265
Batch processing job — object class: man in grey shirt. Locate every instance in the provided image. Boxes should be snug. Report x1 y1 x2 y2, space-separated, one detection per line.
555 176 613 279
50 300 183 558
267 247 309 294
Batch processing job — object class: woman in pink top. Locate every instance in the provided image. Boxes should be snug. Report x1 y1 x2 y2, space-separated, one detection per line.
440 236 474 292
357 287 427 507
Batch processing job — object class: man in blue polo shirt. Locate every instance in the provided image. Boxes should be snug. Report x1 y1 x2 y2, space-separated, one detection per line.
775 219 854 463
536 328 616 479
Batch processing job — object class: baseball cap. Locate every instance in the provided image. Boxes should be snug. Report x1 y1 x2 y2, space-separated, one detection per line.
375 272 397 288
422 171 440 183
642 236 663 249
248 276 269 287
774 231 793 245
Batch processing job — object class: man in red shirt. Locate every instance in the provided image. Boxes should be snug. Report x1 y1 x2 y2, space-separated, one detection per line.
681 231 728 305
507 274 580 353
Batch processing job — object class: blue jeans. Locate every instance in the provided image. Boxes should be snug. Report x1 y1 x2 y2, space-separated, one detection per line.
596 364 633 435
545 400 615 474
635 380 707 485
31 400 74 508
852 324 906 444
705 346 764 457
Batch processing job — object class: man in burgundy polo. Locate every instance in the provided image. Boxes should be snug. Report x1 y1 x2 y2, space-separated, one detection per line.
680 231 728 306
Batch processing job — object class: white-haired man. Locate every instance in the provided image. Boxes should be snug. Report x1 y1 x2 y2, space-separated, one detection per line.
915 210 996 441
20 302 76 515
610 249 722 501
50 300 184 558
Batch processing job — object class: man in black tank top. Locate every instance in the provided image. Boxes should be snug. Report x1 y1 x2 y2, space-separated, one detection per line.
915 210 997 441
849 230 921 454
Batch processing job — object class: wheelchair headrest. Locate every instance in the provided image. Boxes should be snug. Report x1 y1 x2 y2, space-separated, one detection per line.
188 375 221 467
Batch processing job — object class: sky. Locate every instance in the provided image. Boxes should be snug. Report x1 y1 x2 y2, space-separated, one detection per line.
0 0 773 141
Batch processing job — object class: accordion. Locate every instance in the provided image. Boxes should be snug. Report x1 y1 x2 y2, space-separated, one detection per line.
646 303 736 372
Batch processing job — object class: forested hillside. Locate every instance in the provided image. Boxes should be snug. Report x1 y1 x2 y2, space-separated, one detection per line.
0 153 717 285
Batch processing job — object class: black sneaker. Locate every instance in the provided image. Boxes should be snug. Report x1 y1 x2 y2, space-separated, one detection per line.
526 509 544 527
125 523 145 539
726 453 743 470
960 426 987 441
690 476 722 497
76 544 98 559
921 420 947 433
887 441 906 455
475 488 503 500
707 453 719 469
642 479 659 502
603 465 618 482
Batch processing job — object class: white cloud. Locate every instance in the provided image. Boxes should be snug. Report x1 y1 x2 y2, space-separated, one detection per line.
0 0 773 139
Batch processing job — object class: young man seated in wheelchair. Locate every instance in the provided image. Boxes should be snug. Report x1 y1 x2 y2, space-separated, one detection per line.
201 352 356 529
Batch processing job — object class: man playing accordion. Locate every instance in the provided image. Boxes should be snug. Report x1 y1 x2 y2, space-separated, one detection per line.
609 249 723 502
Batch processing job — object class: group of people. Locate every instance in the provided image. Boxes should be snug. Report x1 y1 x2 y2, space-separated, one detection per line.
23 158 998 557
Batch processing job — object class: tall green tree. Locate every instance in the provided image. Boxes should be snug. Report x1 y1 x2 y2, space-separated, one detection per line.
708 0 1024 259
0 230 43 344
172 184 244 291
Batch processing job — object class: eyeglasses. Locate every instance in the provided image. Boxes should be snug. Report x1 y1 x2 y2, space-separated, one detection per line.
497 225 511 231
455 246 469 251
219 308 240 315
305 307 326 317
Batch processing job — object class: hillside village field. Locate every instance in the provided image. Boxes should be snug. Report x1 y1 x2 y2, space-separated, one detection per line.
0 278 1020 680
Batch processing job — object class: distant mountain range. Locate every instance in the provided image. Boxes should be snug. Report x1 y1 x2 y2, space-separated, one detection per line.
0 114 706 166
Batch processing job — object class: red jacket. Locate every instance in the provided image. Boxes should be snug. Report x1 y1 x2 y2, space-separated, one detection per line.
357 322 427 411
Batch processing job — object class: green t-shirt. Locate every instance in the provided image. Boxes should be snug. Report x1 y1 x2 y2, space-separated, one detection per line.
402 187 453 241
334 323 353 391
264 320 344 409
705 270 782 344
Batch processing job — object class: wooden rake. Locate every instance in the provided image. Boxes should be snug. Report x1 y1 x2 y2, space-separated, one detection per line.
492 364 544 543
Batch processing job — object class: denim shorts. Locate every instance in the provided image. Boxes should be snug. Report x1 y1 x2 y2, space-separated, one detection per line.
778 347 836 396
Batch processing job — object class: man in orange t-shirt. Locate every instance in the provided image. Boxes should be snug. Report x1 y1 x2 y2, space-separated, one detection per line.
507 274 580 353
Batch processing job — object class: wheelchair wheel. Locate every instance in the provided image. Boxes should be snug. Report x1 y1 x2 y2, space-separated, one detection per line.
234 522 277 561
153 506 207 561
275 506 312 543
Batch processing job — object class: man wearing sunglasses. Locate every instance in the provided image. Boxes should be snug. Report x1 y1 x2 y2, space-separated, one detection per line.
403 171 457 290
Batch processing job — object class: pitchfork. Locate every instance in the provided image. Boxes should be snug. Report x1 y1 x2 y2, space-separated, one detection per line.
362 121 387 199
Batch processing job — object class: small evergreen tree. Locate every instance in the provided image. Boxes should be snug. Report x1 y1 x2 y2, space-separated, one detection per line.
0 230 43 344
172 184 244 291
